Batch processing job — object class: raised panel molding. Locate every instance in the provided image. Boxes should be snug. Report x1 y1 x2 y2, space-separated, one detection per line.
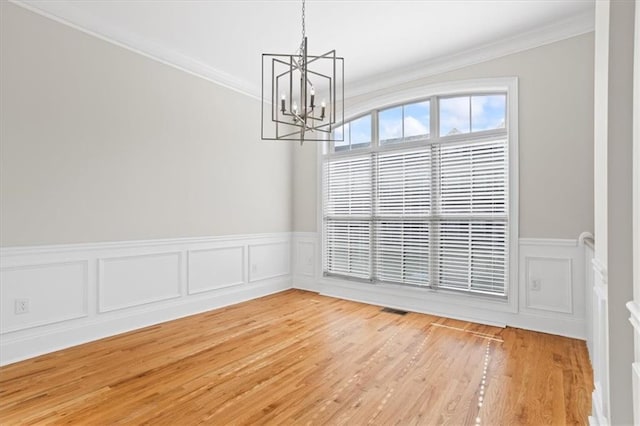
294 234 588 339
524 257 573 314
248 241 290 282
518 239 584 321
98 252 182 313
188 246 245 295
292 233 322 293
0 261 89 333
633 363 640 424
0 233 292 366
591 257 610 426
628 301 640 424
295 241 315 277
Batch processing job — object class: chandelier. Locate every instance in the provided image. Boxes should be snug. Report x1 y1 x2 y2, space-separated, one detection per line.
261 0 344 144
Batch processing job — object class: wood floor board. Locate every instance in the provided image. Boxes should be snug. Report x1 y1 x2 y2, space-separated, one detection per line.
0 289 592 425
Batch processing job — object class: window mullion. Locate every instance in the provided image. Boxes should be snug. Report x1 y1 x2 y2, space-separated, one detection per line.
429 95 440 289
371 152 377 283
370 111 379 283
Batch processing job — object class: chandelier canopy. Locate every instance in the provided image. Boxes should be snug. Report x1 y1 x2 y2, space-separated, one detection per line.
261 0 344 144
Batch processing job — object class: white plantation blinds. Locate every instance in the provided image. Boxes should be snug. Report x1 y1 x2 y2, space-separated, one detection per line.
323 157 372 278
375 149 431 286
436 140 507 293
323 93 509 297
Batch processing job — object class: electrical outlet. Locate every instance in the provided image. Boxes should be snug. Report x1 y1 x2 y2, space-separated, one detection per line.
251 264 258 273
15 299 29 314
305 257 312 266
531 279 541 291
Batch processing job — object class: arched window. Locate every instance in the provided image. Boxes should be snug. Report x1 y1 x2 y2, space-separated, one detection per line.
321 78 517 297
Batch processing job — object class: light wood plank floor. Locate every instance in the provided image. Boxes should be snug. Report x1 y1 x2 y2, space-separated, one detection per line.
0 289 592 425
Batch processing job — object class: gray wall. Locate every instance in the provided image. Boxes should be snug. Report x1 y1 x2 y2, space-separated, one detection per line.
0 3 293 246
594 0 636 423
293 33 595 239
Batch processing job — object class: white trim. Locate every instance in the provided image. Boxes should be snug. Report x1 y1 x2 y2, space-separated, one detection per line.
0 232 288 257
523 257 573 314
0 233 293 366
293 233 587 339
97 252 183 313
9 0 260 101
0 261 90 333
633 362 640 424
592 257 609 289
9 1 593 102
591 255 610 426
186 246 246 295
633 2 640 423
578 231 595 245
0 278 290 367
345 10 594 99
343 77 518 123
323 77 519 312
592 384 609 426
247 241 291 282
628 301 640 333
519 238 579 247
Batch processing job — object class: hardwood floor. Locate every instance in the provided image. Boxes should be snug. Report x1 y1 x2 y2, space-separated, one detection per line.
0 289 592 425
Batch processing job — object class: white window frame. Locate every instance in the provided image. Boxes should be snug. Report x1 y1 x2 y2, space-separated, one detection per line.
316 77 519 312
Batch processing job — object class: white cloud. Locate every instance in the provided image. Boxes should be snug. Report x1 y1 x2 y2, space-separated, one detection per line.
380 120 402 140
404 116 428 137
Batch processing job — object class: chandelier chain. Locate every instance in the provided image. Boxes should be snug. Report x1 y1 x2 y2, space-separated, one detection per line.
301 0 306 42
299 0 306 57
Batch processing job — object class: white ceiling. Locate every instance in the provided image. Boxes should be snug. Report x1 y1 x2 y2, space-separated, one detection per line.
16 0 595 99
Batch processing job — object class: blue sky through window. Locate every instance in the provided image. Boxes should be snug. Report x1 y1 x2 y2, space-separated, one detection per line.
404 101 430 138
440 97 470 136
471 95 506 132
350 115 371 149
440 95 505 136
379 107 402 142
379 102 429 144
334 123 349 151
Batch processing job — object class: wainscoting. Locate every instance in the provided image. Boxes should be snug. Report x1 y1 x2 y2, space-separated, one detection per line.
589 253 610 425
627 299 640 424
0 233 291 366
292 232 589 339
2 232 592 366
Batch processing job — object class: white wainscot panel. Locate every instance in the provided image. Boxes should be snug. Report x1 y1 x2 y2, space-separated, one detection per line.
1 261 88 333
296 241 315 277
188 246 245 294
525 257 573 313
99 253 181 312
249 241 290 282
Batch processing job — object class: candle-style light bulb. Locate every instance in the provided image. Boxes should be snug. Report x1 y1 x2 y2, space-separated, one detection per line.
292 102 298 114
320 100 326 119
310 87 315 108
280 93 286 113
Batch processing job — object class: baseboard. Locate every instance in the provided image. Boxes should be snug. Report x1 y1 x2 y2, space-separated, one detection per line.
292 233 588 339
591 383 609 426
0 278 290 366
0 233 293 366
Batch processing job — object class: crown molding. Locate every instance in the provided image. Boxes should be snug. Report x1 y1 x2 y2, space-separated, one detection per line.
11 0 593 103
344 9 595 100
10 0 262 101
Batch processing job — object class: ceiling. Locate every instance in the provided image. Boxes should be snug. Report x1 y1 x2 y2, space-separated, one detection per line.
16 0 595 99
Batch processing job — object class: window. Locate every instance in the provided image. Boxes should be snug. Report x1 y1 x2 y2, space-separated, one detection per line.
323 90 510 297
